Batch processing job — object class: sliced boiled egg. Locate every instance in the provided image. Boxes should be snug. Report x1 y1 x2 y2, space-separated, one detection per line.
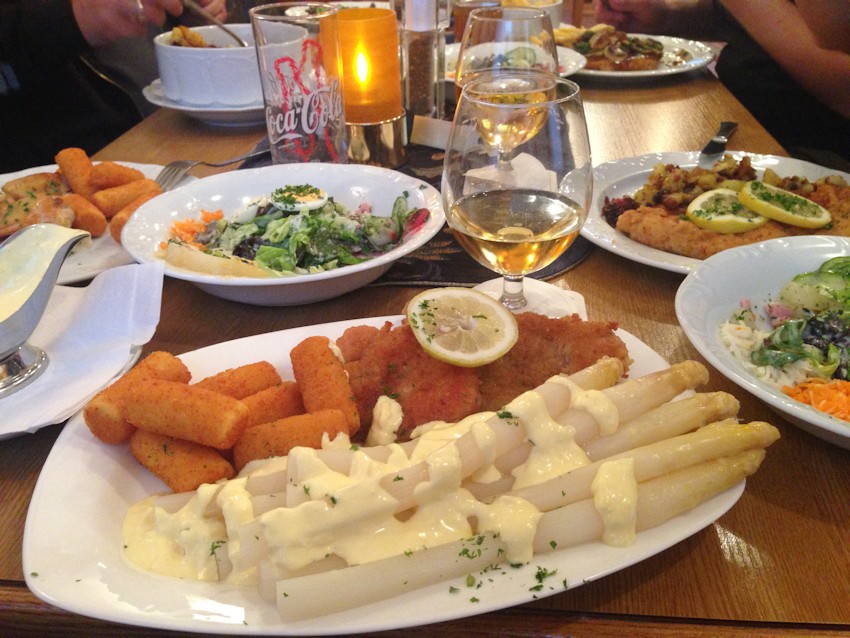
685 188 768 234
271 184 329 212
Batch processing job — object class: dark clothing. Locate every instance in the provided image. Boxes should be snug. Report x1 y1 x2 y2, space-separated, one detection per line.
0 0 149 173
715 8 850 172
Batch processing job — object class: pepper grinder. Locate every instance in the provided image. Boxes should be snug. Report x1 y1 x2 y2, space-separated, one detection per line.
401 0 445 119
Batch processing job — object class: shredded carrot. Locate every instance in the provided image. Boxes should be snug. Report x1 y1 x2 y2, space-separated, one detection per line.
782 378 850 422
158 209 224 251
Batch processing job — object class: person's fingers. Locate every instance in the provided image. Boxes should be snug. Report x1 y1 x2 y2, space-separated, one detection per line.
199 0 229 22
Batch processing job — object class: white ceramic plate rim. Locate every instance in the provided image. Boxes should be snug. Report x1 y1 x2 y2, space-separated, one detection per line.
0 163 180 284
675 236 850 449
573 34 714 78
582 152 850 274
121 163 445 289
24 315 744 635
444 42 587 83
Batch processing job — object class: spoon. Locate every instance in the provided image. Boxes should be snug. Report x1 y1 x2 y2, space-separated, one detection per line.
182 0 250 48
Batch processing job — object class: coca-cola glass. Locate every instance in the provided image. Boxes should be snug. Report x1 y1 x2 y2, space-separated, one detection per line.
250 3 348 164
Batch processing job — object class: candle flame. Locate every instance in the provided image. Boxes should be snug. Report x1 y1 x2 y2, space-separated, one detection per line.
355 51 369 85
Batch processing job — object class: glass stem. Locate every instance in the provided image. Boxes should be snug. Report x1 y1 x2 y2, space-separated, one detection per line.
500 275 527 311
496 151 513 171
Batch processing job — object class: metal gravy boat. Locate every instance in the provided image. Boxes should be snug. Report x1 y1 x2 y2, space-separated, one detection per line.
0 224 91 397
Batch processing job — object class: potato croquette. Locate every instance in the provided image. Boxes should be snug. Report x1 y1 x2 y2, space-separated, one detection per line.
91 178 161 218
62 193 107 237
123 379 249 449
290 336 360 436
233 408 349 471
242 382 305 428
83 351 191 444
130 429 234 492
195 361 282 399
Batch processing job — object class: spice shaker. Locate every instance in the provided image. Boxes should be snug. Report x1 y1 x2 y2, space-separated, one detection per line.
401 0 445 119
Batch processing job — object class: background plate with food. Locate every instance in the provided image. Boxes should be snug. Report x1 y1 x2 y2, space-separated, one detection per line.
121 163 445 306
676 236 850 449
444 42 587 83
23 311 746 635
582 152 850 274
553 24 715 79
0 162 186 284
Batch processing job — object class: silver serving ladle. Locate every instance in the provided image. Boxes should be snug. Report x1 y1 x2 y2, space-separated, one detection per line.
0 224 91 398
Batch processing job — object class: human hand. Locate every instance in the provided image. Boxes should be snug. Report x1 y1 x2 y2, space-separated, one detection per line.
73 0 184 47
196 0 228 23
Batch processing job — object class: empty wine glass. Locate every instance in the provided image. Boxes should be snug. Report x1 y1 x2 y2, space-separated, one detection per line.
455 7 559 97
442 71 592 311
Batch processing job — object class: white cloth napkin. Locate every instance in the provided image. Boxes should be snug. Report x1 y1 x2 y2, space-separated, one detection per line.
0 262 164 439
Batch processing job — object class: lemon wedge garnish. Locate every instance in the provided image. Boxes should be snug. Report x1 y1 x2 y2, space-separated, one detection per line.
405 287 518 367
739 180 831 228
685 188 768 234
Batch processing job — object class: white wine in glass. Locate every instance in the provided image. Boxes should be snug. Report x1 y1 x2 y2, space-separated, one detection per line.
442 71 592 311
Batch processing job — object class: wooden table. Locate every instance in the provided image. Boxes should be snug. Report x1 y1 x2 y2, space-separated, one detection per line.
2 70 848 638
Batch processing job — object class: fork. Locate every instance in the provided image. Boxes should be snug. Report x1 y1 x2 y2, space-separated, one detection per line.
155 148 270 191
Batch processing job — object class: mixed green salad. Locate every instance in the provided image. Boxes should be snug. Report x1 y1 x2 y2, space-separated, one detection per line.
729 256 850 381
163 184 430 277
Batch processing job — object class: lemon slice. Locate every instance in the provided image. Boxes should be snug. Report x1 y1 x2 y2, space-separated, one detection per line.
739 180 831 228
406 287 519 367
685 188 768 234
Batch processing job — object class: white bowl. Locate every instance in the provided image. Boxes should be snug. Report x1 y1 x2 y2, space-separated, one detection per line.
153 24 264 107
675 235 850 449
121 163 445 306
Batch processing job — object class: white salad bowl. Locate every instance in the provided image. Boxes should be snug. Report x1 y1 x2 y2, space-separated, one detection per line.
121 163 445 305
675 235 850 450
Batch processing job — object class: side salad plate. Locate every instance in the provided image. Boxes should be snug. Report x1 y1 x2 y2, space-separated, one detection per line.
676 236 850 449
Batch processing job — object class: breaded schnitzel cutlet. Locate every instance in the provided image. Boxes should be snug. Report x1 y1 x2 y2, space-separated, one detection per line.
607 157 850 260
336 313 631 441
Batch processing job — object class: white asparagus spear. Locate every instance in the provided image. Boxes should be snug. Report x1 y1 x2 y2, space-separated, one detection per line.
274 449 766 622
559 360 710 444
510 420 778 512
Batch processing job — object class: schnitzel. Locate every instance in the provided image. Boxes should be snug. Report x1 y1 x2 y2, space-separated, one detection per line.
604 156 850 260
336 313 631 441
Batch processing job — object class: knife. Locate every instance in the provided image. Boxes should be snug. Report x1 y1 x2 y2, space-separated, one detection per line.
701 121 738 155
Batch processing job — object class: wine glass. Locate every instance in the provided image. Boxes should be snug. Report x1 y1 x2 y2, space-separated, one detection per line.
455 7 559 97
442 70 592 311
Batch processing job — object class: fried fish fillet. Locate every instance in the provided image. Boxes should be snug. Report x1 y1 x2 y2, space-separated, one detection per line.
337 313 631 441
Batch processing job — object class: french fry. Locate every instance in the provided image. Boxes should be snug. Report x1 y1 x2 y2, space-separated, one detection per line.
195 361 282 399
233 408 349 472
89 161 145 191
243 382 306 428
124 379 249 449
290 336 360 436
54 147 94 198
130 429 235 493
109 190 160 244
91 178 161 218
62 193 107 237
83 351 191 444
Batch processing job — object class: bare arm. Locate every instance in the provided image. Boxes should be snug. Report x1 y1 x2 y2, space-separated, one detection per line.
593 0 718 38
722 0 850 119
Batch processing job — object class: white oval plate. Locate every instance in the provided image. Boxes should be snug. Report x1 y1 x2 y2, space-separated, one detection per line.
143 79 266 128
574 34 715 79
121 163 446 306
24 313 744 635
0 162 185 284
445 42 587 83
582 152 850 274
676 236 850 449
